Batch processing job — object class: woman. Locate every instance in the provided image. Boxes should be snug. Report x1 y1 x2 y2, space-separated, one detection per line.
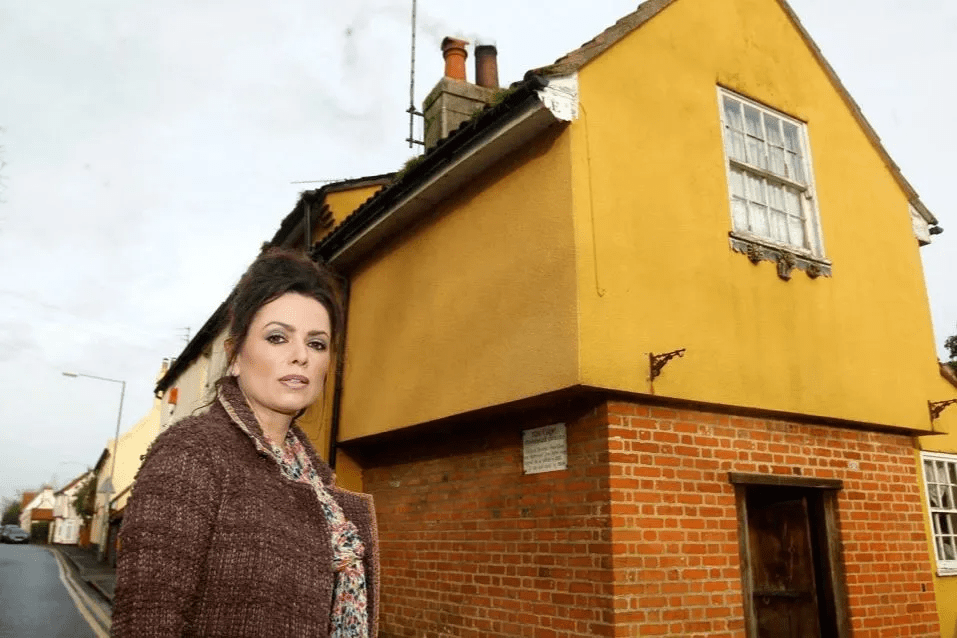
112 248 379 638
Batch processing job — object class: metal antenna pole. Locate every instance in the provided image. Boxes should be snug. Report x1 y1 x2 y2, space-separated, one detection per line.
406 0 424 149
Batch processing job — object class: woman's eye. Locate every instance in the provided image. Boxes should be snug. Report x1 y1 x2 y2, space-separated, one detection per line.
308 340 327 351
266 333 286 344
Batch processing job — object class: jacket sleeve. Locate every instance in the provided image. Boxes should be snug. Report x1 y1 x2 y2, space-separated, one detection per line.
111 428 221 638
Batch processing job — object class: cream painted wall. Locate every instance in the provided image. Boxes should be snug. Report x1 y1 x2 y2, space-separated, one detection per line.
109 393 162 512
339 128 578 440
163 331 227 427
569 0 942 431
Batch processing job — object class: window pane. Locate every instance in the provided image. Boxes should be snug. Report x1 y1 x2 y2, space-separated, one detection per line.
730 168 746 197
943 535 956 561
782 121 801 151
787 215 806 249
769 147 786 177
948 461 957 486
747 137 766 169
768 182 785 212
926 460 937 482
732 198 748 232
931 484 942 508
745 105 763 138
724 97 744 131
766 118 787 177
766 115 784 146
747 174 766 205
727 131 746 162
750 203 770 237
770 210 788 243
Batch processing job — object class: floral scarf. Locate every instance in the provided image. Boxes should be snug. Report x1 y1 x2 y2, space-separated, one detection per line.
266 431 369 638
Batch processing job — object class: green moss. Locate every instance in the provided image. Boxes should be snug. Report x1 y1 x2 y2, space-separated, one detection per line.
395 154 426 182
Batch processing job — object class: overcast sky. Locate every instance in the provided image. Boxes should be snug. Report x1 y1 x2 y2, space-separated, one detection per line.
1 0 954 501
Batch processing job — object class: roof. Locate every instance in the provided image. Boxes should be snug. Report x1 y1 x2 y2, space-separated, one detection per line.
55 471 91 495
531 0 938 226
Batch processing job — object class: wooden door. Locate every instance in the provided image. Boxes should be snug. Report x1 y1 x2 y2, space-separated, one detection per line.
747 493 822 638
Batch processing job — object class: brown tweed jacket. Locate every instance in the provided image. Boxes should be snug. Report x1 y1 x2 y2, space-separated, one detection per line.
111 378 379 637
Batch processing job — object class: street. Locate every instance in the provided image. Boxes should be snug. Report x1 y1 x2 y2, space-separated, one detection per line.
0 544 109 638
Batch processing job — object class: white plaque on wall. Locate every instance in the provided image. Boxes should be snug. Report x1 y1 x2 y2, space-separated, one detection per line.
523 423 567 474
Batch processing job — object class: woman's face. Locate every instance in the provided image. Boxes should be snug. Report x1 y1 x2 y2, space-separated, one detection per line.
233 292 332 430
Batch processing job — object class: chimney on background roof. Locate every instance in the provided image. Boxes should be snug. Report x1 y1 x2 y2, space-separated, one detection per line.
423 36 501 150
442 37 469 81
475 44 499 89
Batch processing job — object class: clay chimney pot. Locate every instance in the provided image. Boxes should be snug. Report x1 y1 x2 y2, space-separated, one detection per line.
441 37 469 82
475 44 499 89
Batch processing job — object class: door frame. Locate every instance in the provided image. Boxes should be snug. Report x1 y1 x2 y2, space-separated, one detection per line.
730 473 852 638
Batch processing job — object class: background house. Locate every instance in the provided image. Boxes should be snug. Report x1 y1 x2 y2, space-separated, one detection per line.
19 486 55 542
51 471 92 545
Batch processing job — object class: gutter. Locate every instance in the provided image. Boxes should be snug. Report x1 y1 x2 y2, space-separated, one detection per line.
315 73 579 269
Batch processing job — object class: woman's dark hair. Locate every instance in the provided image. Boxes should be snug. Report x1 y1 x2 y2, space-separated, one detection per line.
221 247 344 379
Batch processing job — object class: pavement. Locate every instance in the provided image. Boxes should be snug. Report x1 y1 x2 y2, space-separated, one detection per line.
54 544 116 606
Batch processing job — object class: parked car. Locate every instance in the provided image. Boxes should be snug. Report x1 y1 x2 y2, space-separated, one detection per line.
1 525 29 544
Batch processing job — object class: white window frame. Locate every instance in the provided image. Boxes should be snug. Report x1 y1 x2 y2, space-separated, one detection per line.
921 451 957 576
717 88 828 267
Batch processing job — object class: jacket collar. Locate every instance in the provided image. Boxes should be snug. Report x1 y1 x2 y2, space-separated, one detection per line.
216 375 333 484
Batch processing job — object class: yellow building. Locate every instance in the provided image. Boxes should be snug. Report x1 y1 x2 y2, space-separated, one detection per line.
155 0 953 634
308 0 949 635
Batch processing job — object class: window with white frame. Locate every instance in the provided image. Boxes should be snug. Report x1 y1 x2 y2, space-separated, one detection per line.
922 451 957 574
718 88 826 262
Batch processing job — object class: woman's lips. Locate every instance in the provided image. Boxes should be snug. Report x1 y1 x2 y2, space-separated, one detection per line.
279 375 309 388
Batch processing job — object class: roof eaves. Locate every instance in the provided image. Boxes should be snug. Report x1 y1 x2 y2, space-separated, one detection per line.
531 0 679 77
269 173 396 249
315 77 561 267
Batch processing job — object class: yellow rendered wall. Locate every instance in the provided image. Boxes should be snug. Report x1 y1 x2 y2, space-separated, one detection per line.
570 0 941 431
339 129 578 440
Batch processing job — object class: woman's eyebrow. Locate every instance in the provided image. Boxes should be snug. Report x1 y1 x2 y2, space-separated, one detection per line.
264 321 328 337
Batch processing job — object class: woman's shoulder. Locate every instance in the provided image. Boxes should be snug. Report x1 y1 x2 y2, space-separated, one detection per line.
144 403 245 464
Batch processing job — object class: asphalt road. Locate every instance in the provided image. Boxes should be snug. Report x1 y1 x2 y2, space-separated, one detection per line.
0 544 107 638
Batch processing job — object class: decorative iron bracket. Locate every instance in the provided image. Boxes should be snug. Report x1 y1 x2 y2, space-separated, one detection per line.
929 399 957 421
649 349 686 381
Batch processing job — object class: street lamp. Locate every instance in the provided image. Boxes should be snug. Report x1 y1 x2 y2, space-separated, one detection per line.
62 371 126 561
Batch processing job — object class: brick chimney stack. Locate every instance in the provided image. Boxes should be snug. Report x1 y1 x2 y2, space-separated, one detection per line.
423 37 501 150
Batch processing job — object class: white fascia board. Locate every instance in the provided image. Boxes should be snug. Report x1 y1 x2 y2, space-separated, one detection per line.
911 203 933 245
537 73 579 121
329 77 579 269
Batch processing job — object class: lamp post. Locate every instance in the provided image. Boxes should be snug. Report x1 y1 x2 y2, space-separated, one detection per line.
63 371 125 561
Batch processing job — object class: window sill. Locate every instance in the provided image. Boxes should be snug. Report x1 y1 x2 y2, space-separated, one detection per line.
937 566 957 577
729 232 832 281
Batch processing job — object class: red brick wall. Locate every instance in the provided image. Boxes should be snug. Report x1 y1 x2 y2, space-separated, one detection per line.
606 400 940 638
362 399 940 637
363 403 616 638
